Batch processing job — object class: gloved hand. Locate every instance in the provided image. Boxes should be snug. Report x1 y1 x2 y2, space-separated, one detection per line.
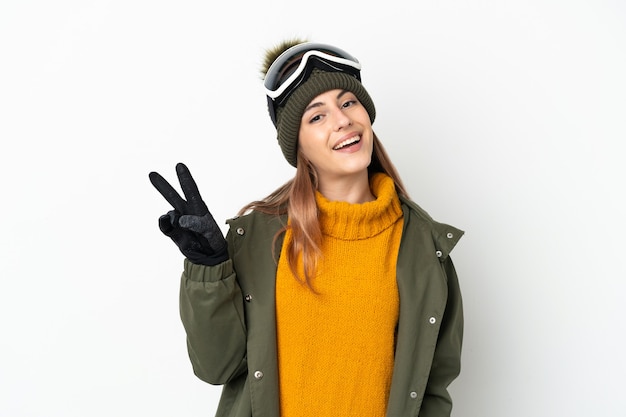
149 162 229 266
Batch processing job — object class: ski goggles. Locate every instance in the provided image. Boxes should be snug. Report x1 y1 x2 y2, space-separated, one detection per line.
264 43 362 125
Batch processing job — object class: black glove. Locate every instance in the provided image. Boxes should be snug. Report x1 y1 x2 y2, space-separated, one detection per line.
149 162 229 266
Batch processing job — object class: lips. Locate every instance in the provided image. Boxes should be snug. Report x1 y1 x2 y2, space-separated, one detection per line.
333 135 361 150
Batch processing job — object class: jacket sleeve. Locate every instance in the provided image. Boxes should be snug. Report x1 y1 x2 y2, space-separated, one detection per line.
419 256 464 417
179 257 248 385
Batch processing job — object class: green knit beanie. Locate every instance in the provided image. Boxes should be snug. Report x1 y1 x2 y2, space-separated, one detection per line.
275 69 376 167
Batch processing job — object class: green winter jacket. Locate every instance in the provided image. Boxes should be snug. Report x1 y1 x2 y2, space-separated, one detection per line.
179 195 464 417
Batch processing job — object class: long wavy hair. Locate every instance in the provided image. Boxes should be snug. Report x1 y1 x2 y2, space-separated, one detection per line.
238 133 408 287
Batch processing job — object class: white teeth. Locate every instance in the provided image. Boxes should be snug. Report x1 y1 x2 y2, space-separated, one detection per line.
333 136 360 150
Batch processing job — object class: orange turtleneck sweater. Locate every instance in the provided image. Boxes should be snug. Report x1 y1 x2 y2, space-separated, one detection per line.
275 173 404 417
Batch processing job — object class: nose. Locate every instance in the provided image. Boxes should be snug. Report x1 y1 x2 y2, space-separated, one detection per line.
333 107 352 130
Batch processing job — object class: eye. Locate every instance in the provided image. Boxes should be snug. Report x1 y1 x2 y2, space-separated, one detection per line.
342 99 358 109
308 114 323 123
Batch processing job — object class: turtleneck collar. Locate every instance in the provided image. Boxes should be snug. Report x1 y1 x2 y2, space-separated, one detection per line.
314 173 403 241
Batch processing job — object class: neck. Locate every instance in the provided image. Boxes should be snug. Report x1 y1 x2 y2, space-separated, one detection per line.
317 171 375 204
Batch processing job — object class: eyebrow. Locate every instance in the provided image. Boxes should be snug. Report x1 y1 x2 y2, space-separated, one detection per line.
303 90 350 114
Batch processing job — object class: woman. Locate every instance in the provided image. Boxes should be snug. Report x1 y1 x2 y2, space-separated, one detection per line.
149 40 464 417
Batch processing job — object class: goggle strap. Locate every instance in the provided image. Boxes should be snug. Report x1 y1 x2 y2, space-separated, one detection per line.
265 50 361 99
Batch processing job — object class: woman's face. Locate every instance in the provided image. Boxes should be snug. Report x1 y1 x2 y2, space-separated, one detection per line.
298 89 373 184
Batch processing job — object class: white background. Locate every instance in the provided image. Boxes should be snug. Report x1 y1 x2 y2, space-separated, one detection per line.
1 1 625 416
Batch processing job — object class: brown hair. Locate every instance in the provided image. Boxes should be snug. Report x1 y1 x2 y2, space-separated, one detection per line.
238 133 408 287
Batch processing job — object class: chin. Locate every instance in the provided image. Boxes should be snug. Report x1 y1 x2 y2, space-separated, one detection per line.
343 159 372 175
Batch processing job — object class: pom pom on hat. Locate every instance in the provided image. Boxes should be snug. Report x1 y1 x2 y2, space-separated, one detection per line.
260 38 308 79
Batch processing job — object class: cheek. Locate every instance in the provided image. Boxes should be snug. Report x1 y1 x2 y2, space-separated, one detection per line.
297 127 323 157
297 128 309 155
357 108 373 127
298 140 319 164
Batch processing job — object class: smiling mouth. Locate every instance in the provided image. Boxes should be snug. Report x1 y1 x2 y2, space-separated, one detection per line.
333 136 361 150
